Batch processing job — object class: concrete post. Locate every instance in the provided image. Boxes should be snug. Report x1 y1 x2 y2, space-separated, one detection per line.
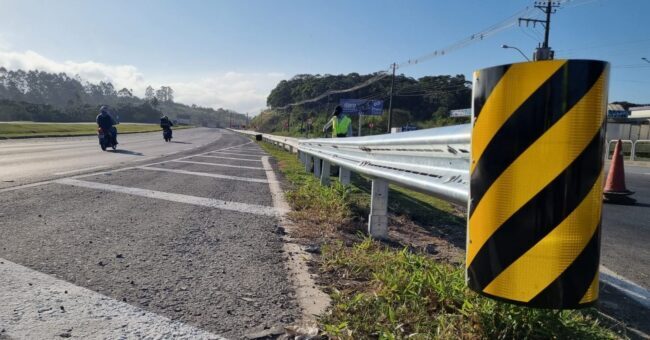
289 145 294 153
368 179 389 239
339 167 351 185
320 160 331 186
313 158 321 178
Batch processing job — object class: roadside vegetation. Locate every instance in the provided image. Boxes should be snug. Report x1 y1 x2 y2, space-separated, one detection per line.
0 122 192 138
258 140 622 340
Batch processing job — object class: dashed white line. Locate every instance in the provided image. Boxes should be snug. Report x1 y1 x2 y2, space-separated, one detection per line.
0 258 225 340
55 178 280 216
139 166 271 183
208 151 265 157
172 160 265 170
196 155 263 162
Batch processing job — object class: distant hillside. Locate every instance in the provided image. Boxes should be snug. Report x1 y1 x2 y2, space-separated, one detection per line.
0 67 245 126
253 72 471 136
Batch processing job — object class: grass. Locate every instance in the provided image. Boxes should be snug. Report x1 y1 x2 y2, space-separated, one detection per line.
320 239 618 339
0 122 193 138
257 140 622 340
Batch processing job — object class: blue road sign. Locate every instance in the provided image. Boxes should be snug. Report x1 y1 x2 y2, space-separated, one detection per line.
340 99 384 115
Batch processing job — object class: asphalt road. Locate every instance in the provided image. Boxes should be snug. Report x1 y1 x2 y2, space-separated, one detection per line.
0 129 299 339
0 127 221 188
601 164 650 289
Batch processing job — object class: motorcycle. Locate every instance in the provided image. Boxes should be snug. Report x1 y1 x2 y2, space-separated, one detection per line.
98 127 117 151
163 128 172 142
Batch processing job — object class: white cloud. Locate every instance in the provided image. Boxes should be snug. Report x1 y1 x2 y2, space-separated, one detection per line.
0 48 284 113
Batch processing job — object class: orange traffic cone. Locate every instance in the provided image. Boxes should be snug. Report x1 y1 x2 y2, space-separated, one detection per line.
603 139 636 205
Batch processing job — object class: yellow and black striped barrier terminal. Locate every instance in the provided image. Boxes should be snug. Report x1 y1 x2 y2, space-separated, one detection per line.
467 59 609 309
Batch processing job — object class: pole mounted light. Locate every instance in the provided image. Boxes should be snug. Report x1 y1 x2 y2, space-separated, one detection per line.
502 44 531 61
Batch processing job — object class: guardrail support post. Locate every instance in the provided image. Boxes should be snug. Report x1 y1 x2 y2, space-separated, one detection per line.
368 179 389 240
339 167 351 185
320 160 331 186
305 154 312 173
314 158 321 178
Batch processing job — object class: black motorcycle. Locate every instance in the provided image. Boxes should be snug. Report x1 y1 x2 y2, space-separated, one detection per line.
163 128 172 142
98 127 117 151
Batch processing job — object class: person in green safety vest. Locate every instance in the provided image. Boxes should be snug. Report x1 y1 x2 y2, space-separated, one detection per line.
323 105 352 138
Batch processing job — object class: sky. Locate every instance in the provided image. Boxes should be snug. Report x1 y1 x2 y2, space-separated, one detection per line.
0 0 648 114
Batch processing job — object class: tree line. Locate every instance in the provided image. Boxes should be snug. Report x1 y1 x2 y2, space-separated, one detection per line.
0 67 244 126
258 72 471 135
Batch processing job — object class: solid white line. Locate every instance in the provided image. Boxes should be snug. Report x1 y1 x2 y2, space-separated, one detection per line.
53 165 107 176
0 258 225 339
172 160 265 170
261 156 330 319
55 178 279 216
600 265 650 309
208 151 265 157
139 166 271 183
197 155 262 162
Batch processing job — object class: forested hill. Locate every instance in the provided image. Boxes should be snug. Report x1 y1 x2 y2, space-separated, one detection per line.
255 72 471 136
0 67 245 126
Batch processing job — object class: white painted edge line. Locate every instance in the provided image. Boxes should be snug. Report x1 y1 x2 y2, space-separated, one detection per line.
139 166 271 184
196 155 263 162
208 151 266 157
261 156 331 321
600 265 650 309
53 165 108 176
0 258 225 339
171 160 265 170
54 178 280 216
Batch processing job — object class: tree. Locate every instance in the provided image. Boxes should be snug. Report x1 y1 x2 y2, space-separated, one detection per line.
145 86 155 100
117 88 133 98
155 86 174 102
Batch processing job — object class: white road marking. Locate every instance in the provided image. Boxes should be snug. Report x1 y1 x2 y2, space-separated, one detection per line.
197 155 263 162
139 166 271 183
1 141 257 192
0 258 225 340
208 151 265 157
172 160 265 170
600 265 650 309
261 156 331 319
55 178 280 216
53 165 107 176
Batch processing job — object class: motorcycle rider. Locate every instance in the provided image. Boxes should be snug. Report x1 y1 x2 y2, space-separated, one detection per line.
160 114 173 137
96 105 118 145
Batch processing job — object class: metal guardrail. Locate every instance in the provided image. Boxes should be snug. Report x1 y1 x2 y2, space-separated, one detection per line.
298 124 471 205
232 125 470 239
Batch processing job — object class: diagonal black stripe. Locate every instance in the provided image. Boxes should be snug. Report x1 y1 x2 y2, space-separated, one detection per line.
528 224 601 308
473 64 511 120
469 60 606 217
467 126 605 292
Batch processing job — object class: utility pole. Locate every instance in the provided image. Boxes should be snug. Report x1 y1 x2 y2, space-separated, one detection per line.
229 112 232 128
518 1 560 61
387 62 396 133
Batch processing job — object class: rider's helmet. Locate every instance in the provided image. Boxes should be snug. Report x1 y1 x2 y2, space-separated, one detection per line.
100 105 109 114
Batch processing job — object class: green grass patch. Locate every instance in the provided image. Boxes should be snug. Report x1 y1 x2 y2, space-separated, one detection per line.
0 122 193 138
320 239 619 339
257 140 620 340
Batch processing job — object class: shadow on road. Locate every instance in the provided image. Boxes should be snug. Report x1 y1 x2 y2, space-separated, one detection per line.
109 149 144 156
171 141 192 144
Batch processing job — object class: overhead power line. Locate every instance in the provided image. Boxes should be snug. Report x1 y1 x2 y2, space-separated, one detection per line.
275 0 594 111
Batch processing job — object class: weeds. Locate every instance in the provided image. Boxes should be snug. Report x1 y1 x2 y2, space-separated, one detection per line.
320 240 619 340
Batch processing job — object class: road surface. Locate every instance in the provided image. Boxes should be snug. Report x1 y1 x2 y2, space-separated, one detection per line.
0 129 300 339
0 128 221 188
601 164 650 289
